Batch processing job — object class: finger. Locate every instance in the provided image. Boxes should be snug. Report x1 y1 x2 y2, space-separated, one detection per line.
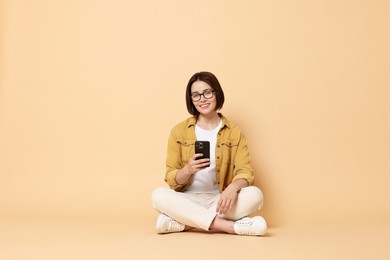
198 158 210 164
221 201 229 214
194 160 210 171
198 162 211 169
219 200 229 214
193 153 203 160
227 201 234 214
223 200 234 214
201 160 211 166
189 162 200 174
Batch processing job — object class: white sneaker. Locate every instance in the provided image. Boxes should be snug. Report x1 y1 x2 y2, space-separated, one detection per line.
156 214 185 234
234 216 267 236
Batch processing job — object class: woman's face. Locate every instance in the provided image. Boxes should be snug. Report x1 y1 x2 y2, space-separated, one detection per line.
191 80 217 116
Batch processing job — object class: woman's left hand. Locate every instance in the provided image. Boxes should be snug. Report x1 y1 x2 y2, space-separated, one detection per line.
216 184 239 215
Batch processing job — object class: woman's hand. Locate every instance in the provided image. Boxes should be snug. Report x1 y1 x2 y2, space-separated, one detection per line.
216 183 239 215
175 153 210 185
185 153 210 175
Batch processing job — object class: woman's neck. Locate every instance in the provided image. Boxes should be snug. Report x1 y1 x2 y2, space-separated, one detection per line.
196 112 221 130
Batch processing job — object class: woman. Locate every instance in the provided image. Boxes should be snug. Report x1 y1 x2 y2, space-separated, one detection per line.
151 71 267 236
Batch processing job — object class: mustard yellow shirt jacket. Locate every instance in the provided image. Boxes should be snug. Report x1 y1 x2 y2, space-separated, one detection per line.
165 114 255 192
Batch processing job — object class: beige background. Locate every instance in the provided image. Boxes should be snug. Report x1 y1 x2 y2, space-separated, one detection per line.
0 0 389 230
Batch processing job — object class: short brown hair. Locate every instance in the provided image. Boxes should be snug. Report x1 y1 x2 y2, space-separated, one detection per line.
185 71 225 116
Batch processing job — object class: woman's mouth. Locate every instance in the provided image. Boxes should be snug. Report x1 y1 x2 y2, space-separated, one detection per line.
199 103 210 109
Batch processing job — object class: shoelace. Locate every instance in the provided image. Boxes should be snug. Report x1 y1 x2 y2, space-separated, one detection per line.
236 219 257 235
167 219 183 232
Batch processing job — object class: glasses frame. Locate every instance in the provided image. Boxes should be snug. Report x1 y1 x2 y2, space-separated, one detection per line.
191 89 215 102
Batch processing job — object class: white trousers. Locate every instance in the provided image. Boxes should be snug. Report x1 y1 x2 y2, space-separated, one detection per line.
151 186 263 231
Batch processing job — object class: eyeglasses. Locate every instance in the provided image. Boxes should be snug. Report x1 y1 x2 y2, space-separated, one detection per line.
191 89 215 102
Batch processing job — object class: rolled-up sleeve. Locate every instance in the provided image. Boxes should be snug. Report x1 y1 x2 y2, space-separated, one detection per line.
164 128 191 191
232 133 254 186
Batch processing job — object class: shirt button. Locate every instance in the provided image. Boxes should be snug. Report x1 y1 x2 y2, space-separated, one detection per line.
217 156 220 160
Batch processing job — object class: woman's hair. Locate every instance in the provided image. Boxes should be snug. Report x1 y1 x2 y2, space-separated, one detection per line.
185 71 225 116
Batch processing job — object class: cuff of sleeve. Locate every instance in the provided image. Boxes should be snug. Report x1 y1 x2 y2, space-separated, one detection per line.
165 169 188 191
232 173 254 186
165 169 179 187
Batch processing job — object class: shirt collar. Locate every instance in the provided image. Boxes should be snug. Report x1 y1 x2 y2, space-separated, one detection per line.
186 113 230 129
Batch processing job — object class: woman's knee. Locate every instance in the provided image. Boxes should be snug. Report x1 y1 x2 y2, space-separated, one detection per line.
242 186 264 210
151 187 170 209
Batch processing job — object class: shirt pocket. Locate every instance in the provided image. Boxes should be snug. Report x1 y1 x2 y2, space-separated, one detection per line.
220 139 239 165
177 139 195 166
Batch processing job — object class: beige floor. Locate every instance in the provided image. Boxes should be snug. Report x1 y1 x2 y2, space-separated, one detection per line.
0 218 389 260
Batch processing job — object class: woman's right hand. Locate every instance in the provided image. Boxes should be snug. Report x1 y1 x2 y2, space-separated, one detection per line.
185 153 210 175
175 154 210 185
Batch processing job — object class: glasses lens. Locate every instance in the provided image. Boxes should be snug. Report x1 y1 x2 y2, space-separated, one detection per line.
192 93 200 101
204 90 213 99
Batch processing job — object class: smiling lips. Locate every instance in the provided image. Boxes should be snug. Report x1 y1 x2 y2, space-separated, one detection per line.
199 103 210 109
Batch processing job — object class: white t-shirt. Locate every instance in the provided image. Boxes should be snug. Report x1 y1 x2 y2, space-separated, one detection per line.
185 119 222 193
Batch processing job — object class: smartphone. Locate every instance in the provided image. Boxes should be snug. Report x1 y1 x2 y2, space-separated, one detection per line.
195 141 210 160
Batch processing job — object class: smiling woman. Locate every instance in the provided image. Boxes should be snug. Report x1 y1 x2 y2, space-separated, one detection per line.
151 71 267 236
185 72 225 117
191 81 218 118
